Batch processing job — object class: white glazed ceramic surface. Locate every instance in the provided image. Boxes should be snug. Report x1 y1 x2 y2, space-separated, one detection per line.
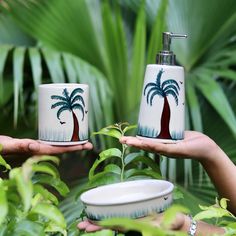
80 179 174 221
137 64 185 143
38 83 89 145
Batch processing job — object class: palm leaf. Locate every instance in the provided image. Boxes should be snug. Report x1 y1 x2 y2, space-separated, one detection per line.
0 45 11 103
29 47 42 90
42 48 65 83
56 106 71 120
150 90 163 106
163 84 179 96
161 79 180 90
146 86 163 104
127 1 146 119
144 82 157 95
51 95 67 102
69 88 84 101
51 101 68 110
13 47 25 126
194 70 236 135
146 0 168 64
71 95 85 108
62 88 70 101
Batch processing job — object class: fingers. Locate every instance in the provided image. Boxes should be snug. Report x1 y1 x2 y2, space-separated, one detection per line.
77 220 102 232
120 136 171 154
35 141 93 155
0 136 93 156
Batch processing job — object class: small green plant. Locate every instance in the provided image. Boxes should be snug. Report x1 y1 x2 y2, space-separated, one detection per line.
86 122 162 189
0 146 70 236
194 198 236 235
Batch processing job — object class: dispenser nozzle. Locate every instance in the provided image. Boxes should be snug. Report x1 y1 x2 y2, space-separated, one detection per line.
163 32 187 51
156 32 187 65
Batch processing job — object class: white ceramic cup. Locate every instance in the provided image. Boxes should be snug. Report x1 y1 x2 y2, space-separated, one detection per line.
38 83 89 145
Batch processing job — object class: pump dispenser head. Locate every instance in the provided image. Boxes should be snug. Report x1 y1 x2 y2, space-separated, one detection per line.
156 32 187 65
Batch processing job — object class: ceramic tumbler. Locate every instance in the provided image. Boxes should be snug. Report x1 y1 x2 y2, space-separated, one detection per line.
38 83 89 145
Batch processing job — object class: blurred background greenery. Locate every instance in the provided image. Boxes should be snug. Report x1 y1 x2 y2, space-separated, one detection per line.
1 0 236 225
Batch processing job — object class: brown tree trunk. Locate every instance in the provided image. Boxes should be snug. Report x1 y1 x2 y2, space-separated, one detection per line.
157 96 172 139
71 111 80 141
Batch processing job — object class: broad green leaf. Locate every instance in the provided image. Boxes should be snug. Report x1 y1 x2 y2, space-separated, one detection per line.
0 79 13 107
9 168 33 212
29 47 42 90
32 162 59 178
0 45 12 103
124 168 161 180
104 164 121 175
147 0 168 64
25 155 59 166
42 48 65 83
88 172 120 188
101 0 128 117
32 174 69 197
89 148 121 179
194 207 231 221
33 184 58 205
67 221 80 236
13 47 26 126
30 203 66 228
195 71 236 135
128 2 146 113
124 153 160 173
173 187 184 200
45 222 67 236
63 53 77 83
0 181 8 225
123 124 137 135
220 198 229 210
82 230 114 236
11 220 44 236
93 127 122 139
0 154 11 171
100 217 167 236
186 76 202 131
0 225 7 236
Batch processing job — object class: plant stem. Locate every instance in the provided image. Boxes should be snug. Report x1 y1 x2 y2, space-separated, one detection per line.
120 142 127 182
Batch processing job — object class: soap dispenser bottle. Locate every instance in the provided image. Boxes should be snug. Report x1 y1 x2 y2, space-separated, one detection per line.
137 32 187 143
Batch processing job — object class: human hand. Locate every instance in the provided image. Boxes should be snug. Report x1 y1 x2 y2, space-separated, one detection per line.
77 213 188 233
120 131 220 162
0 135 93 156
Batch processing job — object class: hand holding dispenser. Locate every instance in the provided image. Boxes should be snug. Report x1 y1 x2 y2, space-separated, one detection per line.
137 32 187 143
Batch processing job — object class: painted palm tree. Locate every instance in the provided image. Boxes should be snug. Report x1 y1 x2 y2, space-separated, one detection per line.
51 88 85 141
144 68 180 139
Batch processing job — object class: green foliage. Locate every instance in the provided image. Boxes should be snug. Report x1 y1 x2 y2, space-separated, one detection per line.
86 123 162 189
0 154 69 235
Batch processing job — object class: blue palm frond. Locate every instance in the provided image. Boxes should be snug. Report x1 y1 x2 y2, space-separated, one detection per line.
165 89 179 105
72 103 84 120
63 88 70 101
147 87 164 105
51 101 68 109
70 88 84 100
51 95 67 102
150 90 164 106
156 68 164 89
144 82 157 95
56 106 71 120
162 79 180 91
163 84 179 96
71 95 85 107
